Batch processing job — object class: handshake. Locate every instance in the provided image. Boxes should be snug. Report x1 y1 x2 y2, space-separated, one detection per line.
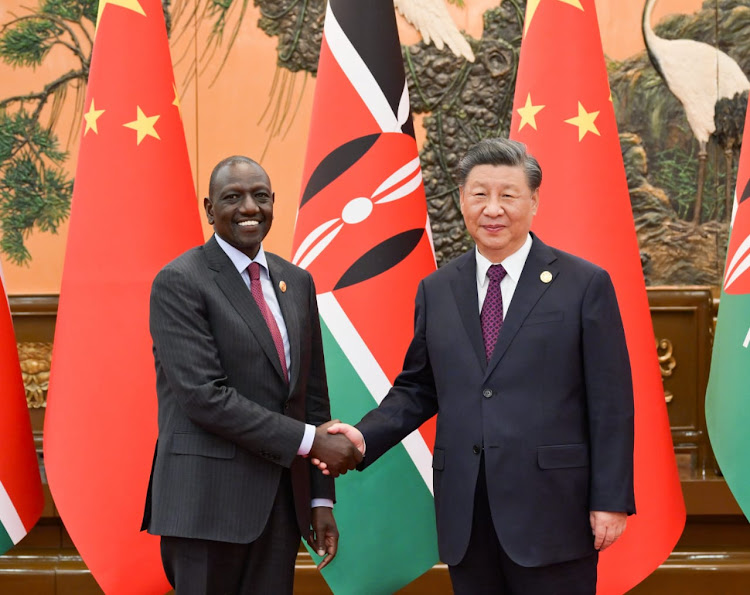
307 420 365 477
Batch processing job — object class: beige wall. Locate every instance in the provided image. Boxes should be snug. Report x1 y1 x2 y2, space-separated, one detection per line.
0 0 703 294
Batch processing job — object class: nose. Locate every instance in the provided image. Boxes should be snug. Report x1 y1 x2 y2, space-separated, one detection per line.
239 194 260 213
484 196 505 217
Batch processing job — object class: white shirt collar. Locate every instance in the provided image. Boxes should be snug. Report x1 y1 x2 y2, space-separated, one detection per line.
213 233 269 275
475 233 533 285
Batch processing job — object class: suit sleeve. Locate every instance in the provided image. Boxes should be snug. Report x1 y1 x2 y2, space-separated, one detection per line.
582 268 636 514
356 279 439 468
150 265 305 468
303 274 335 501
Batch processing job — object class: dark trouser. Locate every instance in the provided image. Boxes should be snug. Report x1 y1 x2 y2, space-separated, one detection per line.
449 460 598 595
160 472 300 595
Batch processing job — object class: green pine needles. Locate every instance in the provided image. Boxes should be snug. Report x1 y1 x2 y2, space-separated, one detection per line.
0 0 95 265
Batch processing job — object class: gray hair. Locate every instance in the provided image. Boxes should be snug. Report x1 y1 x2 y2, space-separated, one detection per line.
456 138 542 191
207 155 264 198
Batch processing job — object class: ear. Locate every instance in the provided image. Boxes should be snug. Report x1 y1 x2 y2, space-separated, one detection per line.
530 188 540 215
458 186 466 216
203 197 214 225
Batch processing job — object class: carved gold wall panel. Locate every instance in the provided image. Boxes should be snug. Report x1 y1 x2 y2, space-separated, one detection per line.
17 341 52 408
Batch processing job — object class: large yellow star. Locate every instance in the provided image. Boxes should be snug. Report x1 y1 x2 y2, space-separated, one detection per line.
516 93 545 132
525 0 584 36
172 84 182 119
83 98 105 136
123 106 161 145
564 101 600 141
96 0 146 28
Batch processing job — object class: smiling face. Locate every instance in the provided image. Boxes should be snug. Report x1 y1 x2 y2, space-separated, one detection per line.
204 160 274 259
459 163 539 262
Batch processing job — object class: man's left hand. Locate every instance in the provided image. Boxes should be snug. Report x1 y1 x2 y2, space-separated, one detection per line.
308 507 339 570
589 510 627 551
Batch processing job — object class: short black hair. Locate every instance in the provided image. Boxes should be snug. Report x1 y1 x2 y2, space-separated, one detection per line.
457 138 542 191
207 155 263 198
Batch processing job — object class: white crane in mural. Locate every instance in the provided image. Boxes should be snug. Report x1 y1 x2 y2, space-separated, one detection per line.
642 0 749 224
395 0 475 62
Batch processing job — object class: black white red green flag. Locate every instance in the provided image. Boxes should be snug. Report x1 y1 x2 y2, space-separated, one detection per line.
0 268 43 555
291 0 439 592
706 92 750 521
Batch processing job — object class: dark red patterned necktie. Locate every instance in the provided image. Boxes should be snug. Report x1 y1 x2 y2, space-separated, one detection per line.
248 262 289 382
481 264 507 362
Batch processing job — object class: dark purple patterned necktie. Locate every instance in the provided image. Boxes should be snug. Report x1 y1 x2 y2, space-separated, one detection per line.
249 262 289 382
481 264 507 362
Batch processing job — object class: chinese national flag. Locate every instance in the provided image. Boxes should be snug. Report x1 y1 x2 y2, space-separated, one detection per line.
43 0 202 592
510 1 684 593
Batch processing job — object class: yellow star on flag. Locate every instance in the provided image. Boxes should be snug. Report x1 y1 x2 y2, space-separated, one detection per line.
97 0 146 28
83 98 105 136
172 84 182 119
564 101 600 141
516 93 545 132
525 0 584 36
123 106 161 145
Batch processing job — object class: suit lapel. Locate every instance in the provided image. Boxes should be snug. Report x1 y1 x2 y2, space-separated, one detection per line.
268 255 300 391
451 251 487 371
486 235 558 377
204 237 287 382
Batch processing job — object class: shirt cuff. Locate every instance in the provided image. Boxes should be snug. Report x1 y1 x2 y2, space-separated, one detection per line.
298 423 316 456
312 498 334 509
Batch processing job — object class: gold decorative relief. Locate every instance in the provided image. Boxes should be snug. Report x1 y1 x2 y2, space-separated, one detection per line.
656 338 676 403
17 342 52 408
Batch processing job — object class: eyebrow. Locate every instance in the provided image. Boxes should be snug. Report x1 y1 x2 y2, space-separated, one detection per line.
221 182 271 193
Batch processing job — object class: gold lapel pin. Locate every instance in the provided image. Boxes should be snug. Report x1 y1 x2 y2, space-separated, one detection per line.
279 280 287 293
540 271 553 284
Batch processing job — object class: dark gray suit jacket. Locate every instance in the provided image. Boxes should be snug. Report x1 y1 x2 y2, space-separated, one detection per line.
357 234 635 567
142 236 333 543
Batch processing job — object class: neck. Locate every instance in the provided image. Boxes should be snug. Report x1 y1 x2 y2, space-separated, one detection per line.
642 0 657 43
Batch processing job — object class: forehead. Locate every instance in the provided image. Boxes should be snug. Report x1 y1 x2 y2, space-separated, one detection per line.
213 161 271 191
464 164 529 189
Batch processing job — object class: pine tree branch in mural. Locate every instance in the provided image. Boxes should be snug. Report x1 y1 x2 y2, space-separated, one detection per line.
0 112 72 264
0 0 95 265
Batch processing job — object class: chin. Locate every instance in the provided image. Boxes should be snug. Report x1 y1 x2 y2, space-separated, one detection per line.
479 238 510 252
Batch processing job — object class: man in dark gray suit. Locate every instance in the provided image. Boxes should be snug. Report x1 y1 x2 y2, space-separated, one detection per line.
316 139 635 594
142 155 361 594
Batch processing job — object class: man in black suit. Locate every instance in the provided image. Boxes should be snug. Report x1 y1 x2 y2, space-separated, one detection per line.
142 156 362 594
316 139 635 594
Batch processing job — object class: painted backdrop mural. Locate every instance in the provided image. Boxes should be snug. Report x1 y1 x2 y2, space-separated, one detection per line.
0 0 745 289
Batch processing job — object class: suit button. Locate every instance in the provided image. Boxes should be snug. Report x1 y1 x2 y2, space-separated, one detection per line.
483 389 493 398
473 445 481 455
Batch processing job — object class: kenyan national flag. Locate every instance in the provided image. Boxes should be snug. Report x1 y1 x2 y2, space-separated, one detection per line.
706 91 750 522
0 268 43 555
291 0 439 592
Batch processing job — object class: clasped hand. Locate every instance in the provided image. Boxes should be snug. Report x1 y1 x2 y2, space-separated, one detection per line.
307 420 364 477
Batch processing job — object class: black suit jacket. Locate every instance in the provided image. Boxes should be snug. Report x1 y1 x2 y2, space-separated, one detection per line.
142 236 333 543
357 234 635 567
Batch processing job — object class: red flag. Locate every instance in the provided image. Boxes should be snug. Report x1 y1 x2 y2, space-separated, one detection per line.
290 1 439 591
510 1 684 592
0 271 43 554
43 0 202 591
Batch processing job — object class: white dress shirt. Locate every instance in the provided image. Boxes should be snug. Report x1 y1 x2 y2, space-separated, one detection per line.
475 233 533 316
214 234 332 508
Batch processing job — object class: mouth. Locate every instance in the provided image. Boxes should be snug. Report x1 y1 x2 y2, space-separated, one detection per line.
237 220 261 228
483 224 505 232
